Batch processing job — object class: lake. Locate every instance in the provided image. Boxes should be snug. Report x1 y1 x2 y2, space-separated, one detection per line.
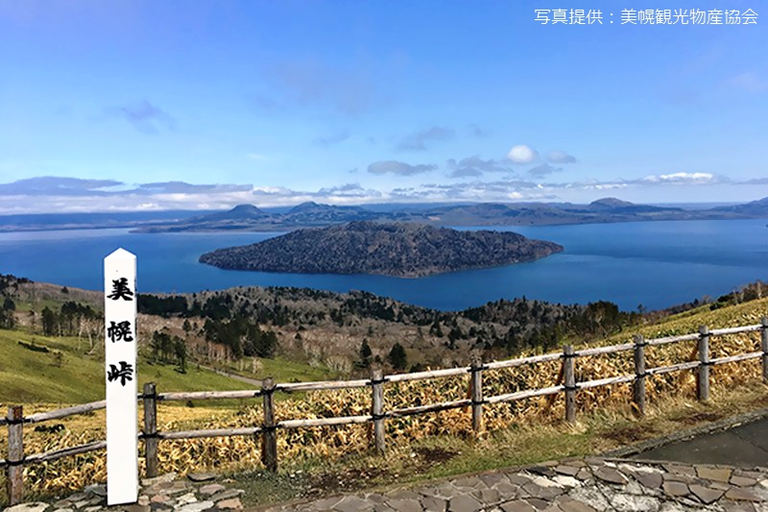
0 218 766 311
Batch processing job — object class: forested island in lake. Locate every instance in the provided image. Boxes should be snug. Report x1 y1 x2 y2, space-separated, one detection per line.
199 221 563 277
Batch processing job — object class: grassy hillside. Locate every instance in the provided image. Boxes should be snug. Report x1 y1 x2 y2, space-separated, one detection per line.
589 295 768 347
2 294 768 506
0 328 332 404
0 329 246 404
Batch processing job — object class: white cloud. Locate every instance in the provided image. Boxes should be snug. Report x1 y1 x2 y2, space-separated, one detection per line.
446 156 513 177
367 160 437 176
396 126 455 151
547 150 577 164
528 164 562 177
507 144 539 164
642 172 715 183
727 72 768 93
0 170 740 214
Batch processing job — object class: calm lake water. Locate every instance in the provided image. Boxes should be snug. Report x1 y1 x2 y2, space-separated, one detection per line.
0 219 766 311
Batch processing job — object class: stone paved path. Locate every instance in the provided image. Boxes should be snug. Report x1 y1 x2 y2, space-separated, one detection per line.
260 458 768 512
7 457 768 512
4 472 245 512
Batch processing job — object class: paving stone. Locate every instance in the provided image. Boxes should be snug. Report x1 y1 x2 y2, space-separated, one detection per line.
479 473 510 487
187 473 216 483
198 484 225 496
631 470 663 490
384 498 421 512
527 466 556 477
521 481 564 500
726 488 762 502
176 501 214 512
176 492 198 505
662 481 690 497
554 465 580 477
141 473 178 487
420 496 448 512
663 473 697 485
499 501 536 512
387 490 421 500
696 466 733 483
365 494 387 503
124 505 150 512
85 485 107 498
215 498 243 510
150 495 170 504
552 475 580 488
165 483 193 496
553 497 597 512
575 469 591 481
210 489 244 502
523 498 550 510
448 494 483 512
7 506 50 512
476 488 501 503
507 474 534 486
663 464 697 477
593 467 627 485
732 476 759 487
452 476 487 490
333 495 373 512
689 484 724 504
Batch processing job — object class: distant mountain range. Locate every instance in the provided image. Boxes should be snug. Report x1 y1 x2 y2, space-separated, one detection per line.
199 221 563 277
2 196 768 233
136 196 768 232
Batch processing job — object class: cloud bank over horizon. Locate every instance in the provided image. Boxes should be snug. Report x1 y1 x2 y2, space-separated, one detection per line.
0 171 753 215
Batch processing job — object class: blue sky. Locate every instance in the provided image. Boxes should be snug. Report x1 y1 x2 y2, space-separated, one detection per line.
1 0 767 213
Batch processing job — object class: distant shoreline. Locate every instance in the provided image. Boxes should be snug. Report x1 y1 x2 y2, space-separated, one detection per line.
1 197 766 234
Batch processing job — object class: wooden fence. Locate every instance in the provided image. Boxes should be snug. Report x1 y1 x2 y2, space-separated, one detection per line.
3 318 768 504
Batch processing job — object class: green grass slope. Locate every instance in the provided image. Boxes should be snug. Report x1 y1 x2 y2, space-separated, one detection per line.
0 329 330 404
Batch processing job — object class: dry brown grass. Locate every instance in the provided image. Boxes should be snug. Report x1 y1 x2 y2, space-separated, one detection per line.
2 298 768 501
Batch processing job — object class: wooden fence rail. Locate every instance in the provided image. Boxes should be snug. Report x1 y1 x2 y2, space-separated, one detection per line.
4 319 768 504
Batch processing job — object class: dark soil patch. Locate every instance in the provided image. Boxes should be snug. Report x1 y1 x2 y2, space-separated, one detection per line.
679 412 723 425
306 466 390 497
415 446 458 465
603 423 657 445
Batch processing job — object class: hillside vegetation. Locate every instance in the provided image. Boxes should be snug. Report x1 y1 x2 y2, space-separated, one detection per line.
0 329 252 404
3 289 768 503
199 221 563 277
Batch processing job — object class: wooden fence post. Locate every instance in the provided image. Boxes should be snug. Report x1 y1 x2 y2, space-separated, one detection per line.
261 377 278 472
761 317 768 383
632 334 646 416
6 405 23 505
142 382 158 478
371 368 385 453
697 325 710 402
470 352 484 433
563 345 576 423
